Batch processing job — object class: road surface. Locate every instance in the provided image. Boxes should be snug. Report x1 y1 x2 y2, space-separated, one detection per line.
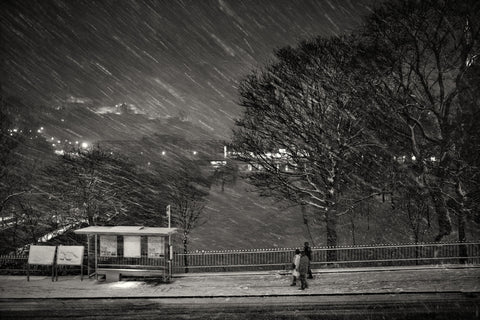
1 292 479 319
1 265 479 319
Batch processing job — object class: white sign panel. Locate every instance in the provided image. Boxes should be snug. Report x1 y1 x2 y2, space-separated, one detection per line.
57 246 84 266
123 236 141 258
100 235 117 257
28 245 56 265
148 236 165 258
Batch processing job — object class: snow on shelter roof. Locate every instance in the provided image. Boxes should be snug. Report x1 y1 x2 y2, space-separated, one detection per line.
74 226 177 236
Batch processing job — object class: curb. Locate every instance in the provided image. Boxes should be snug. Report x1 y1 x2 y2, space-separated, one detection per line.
1 290 479 301
175 264 480 278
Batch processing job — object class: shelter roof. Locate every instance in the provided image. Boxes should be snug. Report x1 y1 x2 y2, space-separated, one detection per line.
74 226 177 236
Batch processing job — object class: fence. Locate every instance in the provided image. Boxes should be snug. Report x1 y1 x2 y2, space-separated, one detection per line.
172 241 480 273
1 241 479 276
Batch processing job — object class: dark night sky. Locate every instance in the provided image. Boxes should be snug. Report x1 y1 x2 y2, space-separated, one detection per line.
1 0 373 139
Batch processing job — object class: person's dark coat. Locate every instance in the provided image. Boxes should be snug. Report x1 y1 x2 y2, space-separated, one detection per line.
298 255 309 275
304 244 312 261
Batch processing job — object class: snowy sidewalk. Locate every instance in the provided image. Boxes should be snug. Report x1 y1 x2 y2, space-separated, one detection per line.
0 265 478 299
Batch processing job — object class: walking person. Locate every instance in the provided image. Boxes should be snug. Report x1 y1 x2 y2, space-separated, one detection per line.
298 250 309 290
290 249 301 286
304 241 313 279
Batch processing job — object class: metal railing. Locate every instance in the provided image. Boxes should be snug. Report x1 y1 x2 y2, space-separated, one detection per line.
1 241 479 275
172 241 480 273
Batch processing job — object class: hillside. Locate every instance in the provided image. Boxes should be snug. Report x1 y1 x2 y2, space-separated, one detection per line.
180 180 480 251
7 98 477 252
36 103 216 147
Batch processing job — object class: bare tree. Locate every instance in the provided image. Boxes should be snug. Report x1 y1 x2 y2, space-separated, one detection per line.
361 0 480 241
231 37 388 259
168 161 210 272
43 145 135 226
212 161 239 192
0 94 56 252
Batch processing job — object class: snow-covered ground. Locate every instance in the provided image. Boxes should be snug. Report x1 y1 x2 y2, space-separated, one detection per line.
0 265 478 299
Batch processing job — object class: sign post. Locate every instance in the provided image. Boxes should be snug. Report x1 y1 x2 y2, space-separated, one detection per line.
167 205 172 279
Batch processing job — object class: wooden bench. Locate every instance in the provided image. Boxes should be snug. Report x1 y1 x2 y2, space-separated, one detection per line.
97 265 168 282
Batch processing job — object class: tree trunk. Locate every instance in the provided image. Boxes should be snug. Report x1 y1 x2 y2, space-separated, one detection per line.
350 211 356 245
87 208 95 226
456 182 468 263
325 208 337 261
458 211 467 264
325 161 338 261
430 188 452 242
183 235 189 273
302 205 315 246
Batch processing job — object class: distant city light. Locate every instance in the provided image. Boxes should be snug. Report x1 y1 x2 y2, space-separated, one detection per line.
411 156 416 161
193 151 197 155
51 137 55 141
61 119 65 122
57 140 61 144
81 142 89 149
75 141 79 144
40 127 44 130
162 151 166 155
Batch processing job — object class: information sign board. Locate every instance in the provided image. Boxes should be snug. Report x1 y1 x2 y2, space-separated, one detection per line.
148 236 165 258
100 235 117 257
28 245 56 265
123 236 141 258
57 245 84 266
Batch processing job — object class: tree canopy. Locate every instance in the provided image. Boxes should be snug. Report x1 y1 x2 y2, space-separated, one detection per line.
231 0 480 247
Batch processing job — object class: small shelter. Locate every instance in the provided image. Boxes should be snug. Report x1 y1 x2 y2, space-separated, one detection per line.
74 226 177 282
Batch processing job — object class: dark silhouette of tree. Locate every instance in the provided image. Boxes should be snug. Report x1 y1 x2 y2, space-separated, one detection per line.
360 0 480 242
212 161 239 192
0 94 55 252
167 160 211 272
43 145 136 226
231 36 387 259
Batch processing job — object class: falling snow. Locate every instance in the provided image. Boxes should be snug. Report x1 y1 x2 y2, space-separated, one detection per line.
1 0 370 140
